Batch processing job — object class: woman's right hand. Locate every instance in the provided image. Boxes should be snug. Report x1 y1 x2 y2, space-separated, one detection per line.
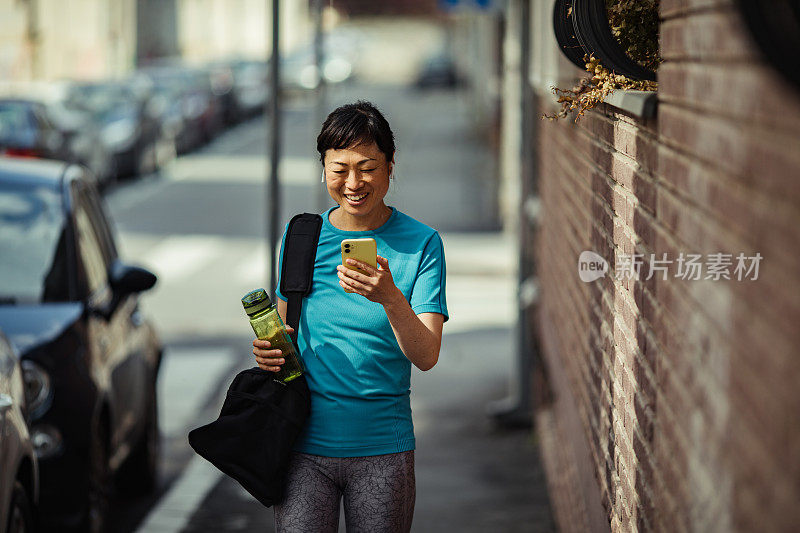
252 326 294 372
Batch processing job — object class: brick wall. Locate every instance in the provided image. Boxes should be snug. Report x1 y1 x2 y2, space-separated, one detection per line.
531 1 800 531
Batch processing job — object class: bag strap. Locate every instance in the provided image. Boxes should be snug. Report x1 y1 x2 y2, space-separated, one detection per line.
279 213 322 346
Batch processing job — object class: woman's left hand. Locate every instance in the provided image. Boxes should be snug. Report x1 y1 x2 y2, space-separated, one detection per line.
337 255 402 306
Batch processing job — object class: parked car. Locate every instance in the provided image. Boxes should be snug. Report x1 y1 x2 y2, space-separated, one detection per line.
63 80 176 179
231 59 270 119
0 157 162 531
205 60 239 125
414 51 462 89
0 94 114 189
138 63 222 152
0 330 38 533
208 58 269 122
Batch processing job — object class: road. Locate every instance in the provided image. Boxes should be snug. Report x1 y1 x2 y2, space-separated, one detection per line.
102 83 553 532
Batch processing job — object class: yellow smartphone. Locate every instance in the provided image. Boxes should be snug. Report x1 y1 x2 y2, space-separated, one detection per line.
340 238 377 293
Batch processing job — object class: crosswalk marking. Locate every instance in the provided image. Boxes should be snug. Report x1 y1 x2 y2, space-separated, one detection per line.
140 236 223 283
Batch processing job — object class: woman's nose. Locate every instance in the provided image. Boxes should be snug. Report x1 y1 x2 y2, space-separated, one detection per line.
345 170 363 188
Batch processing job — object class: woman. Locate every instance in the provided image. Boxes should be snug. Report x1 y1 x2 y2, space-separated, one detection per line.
252 101 448 532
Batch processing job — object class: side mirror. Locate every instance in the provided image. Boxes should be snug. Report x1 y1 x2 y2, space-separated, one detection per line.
110 260 157 295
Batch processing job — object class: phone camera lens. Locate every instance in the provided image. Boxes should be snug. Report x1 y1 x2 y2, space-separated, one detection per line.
344 249 349 253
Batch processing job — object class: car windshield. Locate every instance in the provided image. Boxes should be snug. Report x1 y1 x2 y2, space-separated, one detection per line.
0 181 68 304
70 85 137 123
0 102 37 147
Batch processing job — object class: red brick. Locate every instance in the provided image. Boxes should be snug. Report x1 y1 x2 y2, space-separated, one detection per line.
661 9 759 62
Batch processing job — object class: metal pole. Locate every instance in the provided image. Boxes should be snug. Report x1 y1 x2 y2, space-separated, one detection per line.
313 0 328 213
268 0 281 302
490 0 534 428
515 0 535 421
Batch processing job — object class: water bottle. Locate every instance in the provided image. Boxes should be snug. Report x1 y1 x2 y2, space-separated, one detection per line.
242 288 304 383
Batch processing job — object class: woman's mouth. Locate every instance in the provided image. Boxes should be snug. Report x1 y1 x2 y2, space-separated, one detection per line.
344 192 368 205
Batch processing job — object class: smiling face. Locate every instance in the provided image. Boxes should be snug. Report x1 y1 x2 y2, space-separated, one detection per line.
324 142 393 229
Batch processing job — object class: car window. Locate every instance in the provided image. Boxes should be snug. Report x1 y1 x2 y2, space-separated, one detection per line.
80 182 117 262
33 105 56 135
0 334 14 378
0 181 69 303
74 199 109 297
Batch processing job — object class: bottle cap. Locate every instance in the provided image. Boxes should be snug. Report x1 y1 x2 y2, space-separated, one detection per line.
241 288 272 317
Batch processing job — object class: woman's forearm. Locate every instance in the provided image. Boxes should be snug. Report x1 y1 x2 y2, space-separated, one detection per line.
382 290 441 371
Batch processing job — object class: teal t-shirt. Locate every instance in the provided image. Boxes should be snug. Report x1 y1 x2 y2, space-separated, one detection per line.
275 206 448 457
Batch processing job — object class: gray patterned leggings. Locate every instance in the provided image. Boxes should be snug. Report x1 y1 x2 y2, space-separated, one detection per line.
273 450 415 533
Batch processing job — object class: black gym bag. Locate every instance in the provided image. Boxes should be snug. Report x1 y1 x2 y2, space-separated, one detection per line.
188 213 322 507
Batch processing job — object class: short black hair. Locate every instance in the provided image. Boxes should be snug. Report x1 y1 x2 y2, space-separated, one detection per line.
317 101 395 165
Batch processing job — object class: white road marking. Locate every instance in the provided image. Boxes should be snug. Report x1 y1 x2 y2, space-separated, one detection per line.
443 275 515 335
233 243 268 284
165 155 317 184
134 455 223 533
158 347 236 436
140 236 222 283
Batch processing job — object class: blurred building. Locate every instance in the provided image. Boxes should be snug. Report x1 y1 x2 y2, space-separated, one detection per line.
0 0 137 81
332 0 440 16
0 0 311 82
175 0 311 63
137 0 179 62
503 0 800 531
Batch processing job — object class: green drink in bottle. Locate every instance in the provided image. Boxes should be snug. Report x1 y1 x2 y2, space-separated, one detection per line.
242 288 304 383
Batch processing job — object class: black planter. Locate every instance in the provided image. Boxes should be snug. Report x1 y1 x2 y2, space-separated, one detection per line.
570 0 657 81
553 0 588 70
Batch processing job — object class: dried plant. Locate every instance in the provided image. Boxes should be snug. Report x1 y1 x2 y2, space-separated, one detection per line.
545 55 658 121
606 0 661 72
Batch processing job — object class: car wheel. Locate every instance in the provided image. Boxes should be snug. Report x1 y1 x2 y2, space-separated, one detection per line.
82 423 111 533
6 481 34 533
116 385 159 495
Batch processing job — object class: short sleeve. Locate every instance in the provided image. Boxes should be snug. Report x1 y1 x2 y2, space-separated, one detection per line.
409 232 448 322
274 224 289 302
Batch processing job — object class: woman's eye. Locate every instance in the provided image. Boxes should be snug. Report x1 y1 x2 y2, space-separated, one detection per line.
332 170 346 174
361 168 377 172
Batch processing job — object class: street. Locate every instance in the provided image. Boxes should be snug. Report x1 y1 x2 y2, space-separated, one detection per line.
101 82 554 532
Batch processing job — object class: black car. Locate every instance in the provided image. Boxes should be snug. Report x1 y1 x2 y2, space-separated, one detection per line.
0 157 162 531
414 52 462 89
0 329 38 533
0 95 114 189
